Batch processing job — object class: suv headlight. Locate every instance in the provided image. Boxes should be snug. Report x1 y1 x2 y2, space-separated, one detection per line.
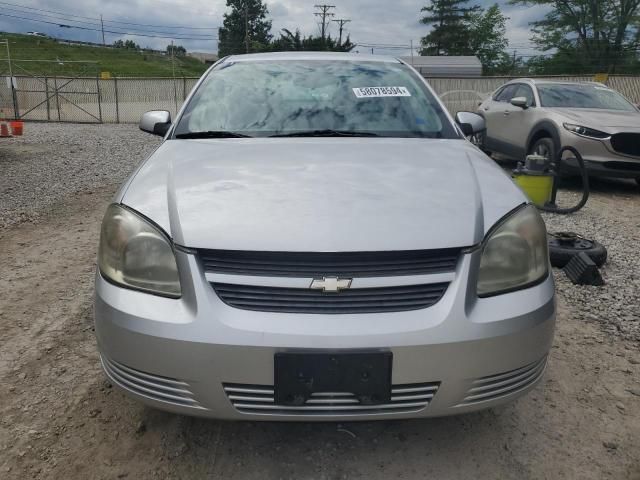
563 123 610 139
477 204 549 297
98 204 181 298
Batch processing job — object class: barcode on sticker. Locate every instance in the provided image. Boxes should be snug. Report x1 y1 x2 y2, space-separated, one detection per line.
353 87 411 98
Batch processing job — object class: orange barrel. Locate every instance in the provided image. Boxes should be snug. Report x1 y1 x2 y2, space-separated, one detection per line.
9 121 23 136
0 122 10 137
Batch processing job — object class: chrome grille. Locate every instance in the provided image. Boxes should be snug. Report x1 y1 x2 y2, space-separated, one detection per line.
223 382 440 415
212 282 449 314
101 356 204 409
457 356 547 406
198 249 461 277
610 133 640 157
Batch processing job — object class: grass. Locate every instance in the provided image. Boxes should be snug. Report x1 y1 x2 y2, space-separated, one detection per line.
0 32 209 77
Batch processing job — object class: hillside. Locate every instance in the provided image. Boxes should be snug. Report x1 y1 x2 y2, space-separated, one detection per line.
0 32 210 77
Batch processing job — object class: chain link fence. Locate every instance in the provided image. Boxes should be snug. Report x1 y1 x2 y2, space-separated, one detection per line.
3 74 640 123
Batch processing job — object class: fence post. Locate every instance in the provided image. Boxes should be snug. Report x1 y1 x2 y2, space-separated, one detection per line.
53 75 61 121
96 73 103 123
183 77 187 100
45 76 50 121
114 77 119 124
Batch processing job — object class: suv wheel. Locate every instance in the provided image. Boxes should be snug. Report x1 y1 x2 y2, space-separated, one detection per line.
529 137 555 162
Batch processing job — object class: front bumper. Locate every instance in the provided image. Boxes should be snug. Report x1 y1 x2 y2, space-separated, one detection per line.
95 250 556 421
559 129 640 178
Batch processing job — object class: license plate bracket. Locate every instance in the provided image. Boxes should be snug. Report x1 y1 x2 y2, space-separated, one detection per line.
274 352 392 406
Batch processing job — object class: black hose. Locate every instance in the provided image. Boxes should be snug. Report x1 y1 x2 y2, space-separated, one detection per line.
537 145 590 214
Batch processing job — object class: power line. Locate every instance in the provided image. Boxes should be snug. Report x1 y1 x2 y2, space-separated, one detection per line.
0 8 217 38
0 12 218 40
0 0 218 31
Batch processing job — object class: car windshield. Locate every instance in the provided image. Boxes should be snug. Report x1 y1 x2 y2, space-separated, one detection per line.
173 60 458 138
537 83 636 111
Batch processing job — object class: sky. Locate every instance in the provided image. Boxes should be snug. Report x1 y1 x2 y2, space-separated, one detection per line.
0 0 547 57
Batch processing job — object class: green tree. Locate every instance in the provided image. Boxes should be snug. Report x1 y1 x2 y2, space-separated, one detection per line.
124 40 140 50
510 0 640 73
419 0 480 55
269 28 355 52
167 44 187 56
218 0 272 57
466 4 510 74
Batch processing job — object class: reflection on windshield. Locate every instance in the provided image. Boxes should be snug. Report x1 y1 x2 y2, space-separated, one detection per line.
174 60 458 138
538 84 635 111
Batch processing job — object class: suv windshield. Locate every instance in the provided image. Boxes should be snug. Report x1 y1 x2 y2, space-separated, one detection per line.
538 83 636 111
174 60 458 138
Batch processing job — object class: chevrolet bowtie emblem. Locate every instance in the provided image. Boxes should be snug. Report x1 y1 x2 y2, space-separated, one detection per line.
309 277 352 292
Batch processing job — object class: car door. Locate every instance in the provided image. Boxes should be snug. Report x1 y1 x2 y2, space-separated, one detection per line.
496 83 536 159
480 84 517 153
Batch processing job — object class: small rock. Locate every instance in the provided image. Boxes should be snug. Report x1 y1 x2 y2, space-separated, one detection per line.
615 402 625 411
135 420 146 434
603 441 618 450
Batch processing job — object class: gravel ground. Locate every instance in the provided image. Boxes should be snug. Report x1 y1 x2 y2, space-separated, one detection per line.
0 123 160 229
543 183 640 342
0 124 638 479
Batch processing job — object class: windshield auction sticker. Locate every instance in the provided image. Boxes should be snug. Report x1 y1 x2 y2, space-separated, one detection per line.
353 87 411 98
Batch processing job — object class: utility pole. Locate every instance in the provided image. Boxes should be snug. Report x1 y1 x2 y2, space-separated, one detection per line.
314 5 335 42
410 39 414 66
171 39 178 114
100 15 106 46
512 49 517 74
244 1 250 53
332 18 350 45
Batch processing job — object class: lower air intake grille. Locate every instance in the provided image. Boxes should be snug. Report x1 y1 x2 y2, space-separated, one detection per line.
457 356 547 406
212 282 449 314
611 132 640 157
101 356 204 409
223 382 440 416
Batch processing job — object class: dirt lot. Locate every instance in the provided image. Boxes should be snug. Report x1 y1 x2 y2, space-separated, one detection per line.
1 124 639 479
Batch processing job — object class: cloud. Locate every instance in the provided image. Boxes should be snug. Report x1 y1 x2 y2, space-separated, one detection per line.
1 0 549 56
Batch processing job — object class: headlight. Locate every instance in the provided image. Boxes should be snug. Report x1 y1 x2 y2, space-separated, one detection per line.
563 123 610 139
477 204 549 297
98 204 181 298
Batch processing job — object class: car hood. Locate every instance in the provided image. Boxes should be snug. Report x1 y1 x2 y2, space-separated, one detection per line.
550 107 640 129
119 138 526 251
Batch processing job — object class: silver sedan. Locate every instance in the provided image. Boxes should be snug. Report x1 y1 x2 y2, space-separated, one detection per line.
95 52 555 421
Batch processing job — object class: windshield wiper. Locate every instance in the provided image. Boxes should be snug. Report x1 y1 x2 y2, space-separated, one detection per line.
269 129 379 138
175 131 252 139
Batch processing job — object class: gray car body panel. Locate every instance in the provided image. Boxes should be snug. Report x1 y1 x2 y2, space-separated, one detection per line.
479 78 640 177
119 137 526 250
96 53 555 420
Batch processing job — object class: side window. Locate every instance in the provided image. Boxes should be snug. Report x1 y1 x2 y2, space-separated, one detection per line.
513 84 536 107
495 85 517 102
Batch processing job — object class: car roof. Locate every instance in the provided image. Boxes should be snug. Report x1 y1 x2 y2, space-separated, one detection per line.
224 51 402 63
507 78 606 87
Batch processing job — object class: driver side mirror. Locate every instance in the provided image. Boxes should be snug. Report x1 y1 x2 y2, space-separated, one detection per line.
455 111 486 136
510 96 529 109
140 110 172 137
